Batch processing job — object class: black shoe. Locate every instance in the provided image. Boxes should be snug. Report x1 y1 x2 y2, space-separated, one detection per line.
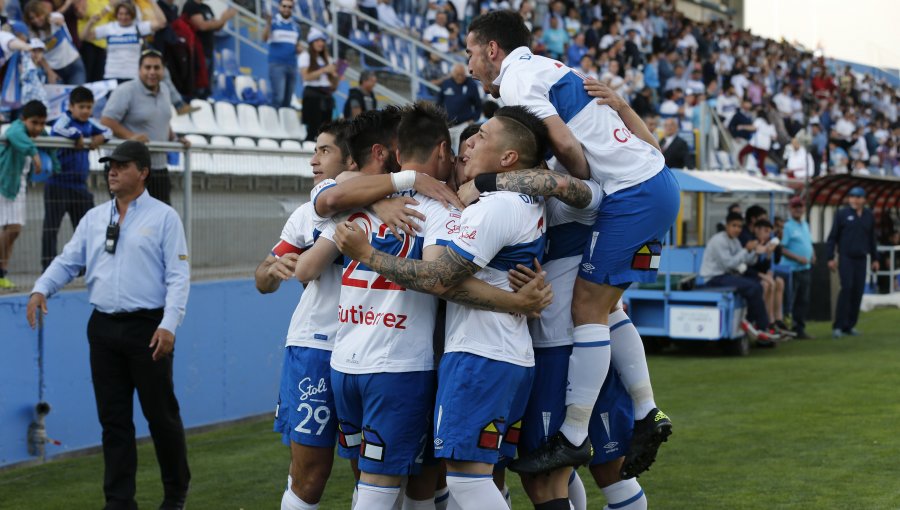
795 331 814 340
620 408 673 479
508 431 593 474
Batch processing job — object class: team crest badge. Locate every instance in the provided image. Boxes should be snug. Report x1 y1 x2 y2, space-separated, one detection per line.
477 420 505 450
361 427 386 462
631 242 662 270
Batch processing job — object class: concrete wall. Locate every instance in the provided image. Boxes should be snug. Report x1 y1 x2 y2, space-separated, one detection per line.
0 278 301 467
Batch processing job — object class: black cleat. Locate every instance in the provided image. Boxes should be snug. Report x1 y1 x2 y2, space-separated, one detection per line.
508 432 593 475
620 408 672 479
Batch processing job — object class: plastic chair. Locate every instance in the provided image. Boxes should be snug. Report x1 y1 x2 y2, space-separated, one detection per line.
189 99 220 136
257 138 285 175
214 101 241 136
170 106 196 135
258 105 289 139
279 107 306 140
236 103 265 138
282 140 314 178
184 134 214 172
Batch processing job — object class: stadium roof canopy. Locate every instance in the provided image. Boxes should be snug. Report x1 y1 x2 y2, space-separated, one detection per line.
671 169 794 194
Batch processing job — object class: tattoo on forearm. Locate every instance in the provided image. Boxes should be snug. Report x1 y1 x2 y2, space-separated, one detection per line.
365 248 479 294
496 169 592 209
441 288 497 311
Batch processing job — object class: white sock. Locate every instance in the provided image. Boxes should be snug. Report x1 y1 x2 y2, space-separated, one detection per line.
402 495 436 509
358 482 402 510
561 324 611 444
609 309 657 419
602 479 646 510
393 478 409 510
281 487 319 510
287 473 293 492
568 470 587 510
434 487 450 510
351 484 358 510
446 474 508 510
502 483 511 510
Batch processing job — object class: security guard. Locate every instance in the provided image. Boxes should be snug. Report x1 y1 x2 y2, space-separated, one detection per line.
27 141 191 510
826 186 879 338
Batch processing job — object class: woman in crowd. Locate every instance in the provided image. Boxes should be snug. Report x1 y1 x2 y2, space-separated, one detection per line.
298 28 339 142
23 0 85 83
80 0 166 82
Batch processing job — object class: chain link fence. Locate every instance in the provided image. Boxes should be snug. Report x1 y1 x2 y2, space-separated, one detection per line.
2 137 315 294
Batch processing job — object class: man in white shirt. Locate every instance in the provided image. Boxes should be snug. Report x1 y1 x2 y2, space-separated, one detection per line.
423 11 450 53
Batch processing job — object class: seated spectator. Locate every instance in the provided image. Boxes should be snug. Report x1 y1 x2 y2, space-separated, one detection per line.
700 212 776 343
437 63 481 127
783 137 814 179
423 11 449 53
658 88 683 118
81 0 166 82
23 0 85 84
183 0 237 97
42 86 111 270
828 141 850 174
375 0 406 32
660 117 689 168
744 219 788 335
563 6 580 37
577 54 598 80
541 14 568 61
715 202 743 233
566 32 587 68
422 51 447 87
599 21 620 51
344 70 377 119
664 63 686 91
0 101 53 290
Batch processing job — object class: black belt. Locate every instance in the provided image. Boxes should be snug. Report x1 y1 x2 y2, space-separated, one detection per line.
94 308 163 319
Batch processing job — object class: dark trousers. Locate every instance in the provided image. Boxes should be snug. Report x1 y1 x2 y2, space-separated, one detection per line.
834 256 867 331
41 186 94 270
738 145 769 175
81 42 107 83
790 269 811 334
706 274 769 330
301 87 334 142
87 309 190 509
147 169 172 205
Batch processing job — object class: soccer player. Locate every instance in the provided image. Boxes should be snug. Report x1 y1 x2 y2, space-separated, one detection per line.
254 120 353 510
299 104 551 509
333 105 550 510
464 10 680 475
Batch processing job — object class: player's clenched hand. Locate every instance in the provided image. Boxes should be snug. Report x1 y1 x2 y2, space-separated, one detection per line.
268 252 300 280
149 328 175 361
334 221 373 261
414 172 465 211
457 180 480 208
584 78 628 112
371 196 424 241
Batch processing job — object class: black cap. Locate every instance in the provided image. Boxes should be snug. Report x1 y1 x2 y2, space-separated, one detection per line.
99 141 151 170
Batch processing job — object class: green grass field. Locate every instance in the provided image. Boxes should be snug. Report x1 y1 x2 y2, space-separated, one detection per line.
2 310 900 509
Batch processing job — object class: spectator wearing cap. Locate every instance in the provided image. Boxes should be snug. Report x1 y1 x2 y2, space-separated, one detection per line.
781 196 814 338
263 0 302 108
299 29 339 142
343 70 377 119
826 187 879 338
101 50 191 205
27 140 192 510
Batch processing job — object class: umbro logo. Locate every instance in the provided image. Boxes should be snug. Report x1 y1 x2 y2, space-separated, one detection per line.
582 263 595 273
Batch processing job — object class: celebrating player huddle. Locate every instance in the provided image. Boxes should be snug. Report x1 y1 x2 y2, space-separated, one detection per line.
254 10 680 510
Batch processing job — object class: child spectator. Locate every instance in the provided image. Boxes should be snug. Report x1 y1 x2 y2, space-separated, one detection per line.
23 0 85 84
745 219 788 335
41 86 110 270
0 100 53 289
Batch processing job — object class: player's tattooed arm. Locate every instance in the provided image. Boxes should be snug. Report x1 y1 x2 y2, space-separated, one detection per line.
459 168 593 209
443 275 552 315
364 247 480 295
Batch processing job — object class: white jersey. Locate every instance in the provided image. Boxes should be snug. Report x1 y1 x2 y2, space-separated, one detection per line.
320 190 458 375
494 46 665 195
529 179 602 348
445 192 545 367
94 21 152 80
272 202 342 350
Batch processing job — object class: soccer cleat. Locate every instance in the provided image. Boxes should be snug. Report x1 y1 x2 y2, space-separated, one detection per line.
620 408 673 479
507 432 593 474
773 322 797 338
845 328 862 336
794 331 814 340
740 320 760 340
0 277 16 290
832 328 843 339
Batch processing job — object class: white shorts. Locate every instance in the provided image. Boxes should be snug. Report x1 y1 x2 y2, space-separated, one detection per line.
0 192 26 227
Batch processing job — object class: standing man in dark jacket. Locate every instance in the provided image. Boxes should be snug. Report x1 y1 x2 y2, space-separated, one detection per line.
437 63 481 126
343 70 377 119
826 186 879 338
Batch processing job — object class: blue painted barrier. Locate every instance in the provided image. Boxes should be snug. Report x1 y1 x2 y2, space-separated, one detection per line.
0 278 302 467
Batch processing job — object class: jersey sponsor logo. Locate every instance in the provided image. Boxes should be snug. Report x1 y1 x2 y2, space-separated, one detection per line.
298 376 329 403
613 127 633 143
460 225 477 240
107 34 140 44
445 217 460 235
631 242 662 270
338 304 408 329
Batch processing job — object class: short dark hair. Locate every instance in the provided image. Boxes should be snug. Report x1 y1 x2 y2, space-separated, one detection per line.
467 10 531 54
745 204 767 224
398 101 450 164
492 105 548 169
318 119 353 161
482 100 499 119
69 86 94 105
346 106 403 169
726 212 744 224
21 100 47 119
754 219 773 230
458 123 481 153
139 49 164 67
359 70 375 83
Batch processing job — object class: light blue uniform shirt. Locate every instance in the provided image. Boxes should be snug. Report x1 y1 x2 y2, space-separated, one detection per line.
781 218 813 271
33 190 190 333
